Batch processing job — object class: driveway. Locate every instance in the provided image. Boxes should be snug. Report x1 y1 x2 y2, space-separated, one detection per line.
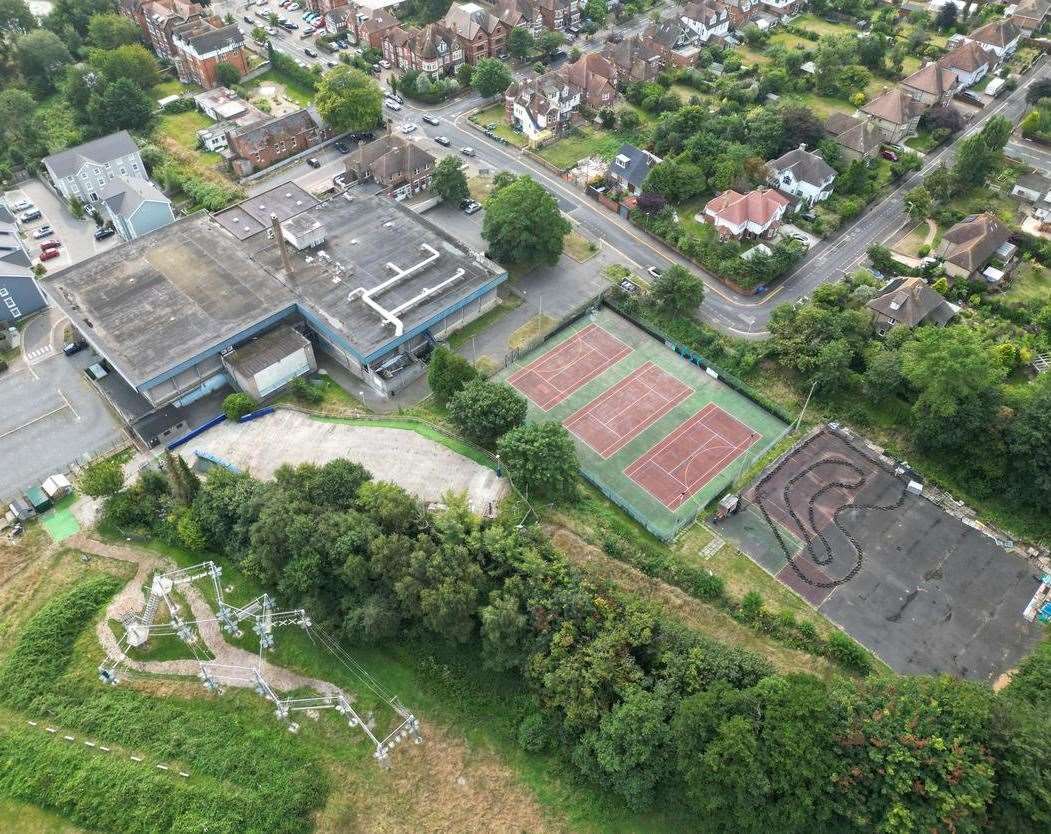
4 179 120 271
0 307 124 503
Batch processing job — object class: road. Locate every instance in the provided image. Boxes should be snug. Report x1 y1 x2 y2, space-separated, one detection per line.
1005 136 1051 169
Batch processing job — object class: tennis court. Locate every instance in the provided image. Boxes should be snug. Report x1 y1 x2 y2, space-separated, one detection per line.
500 307 788 539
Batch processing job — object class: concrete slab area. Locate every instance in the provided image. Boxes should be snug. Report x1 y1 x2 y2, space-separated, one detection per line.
189 409 506 513
741 429 1044 682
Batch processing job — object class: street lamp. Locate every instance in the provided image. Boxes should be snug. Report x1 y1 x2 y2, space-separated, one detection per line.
358 390 366 409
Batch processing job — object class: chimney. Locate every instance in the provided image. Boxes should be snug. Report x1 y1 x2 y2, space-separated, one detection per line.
798 142 806 152
271 213 294 277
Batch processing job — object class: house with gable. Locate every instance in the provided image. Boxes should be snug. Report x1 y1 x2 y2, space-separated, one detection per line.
383 23 464 74
443 2 509 63
99 178 176 241
603 34 664 83
607 144 661 195
560 52 618 109
937 39 994 89
900 61 959 107
860 88 925 144
866 276 958 334
42 131 149 206
934 212 1013 279
965 19 1023 63
766 144 836 206
702 187 790 238
679 0 730 42
505 71 582 143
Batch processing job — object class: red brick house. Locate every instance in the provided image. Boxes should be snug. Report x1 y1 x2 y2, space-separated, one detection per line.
442 2 509 63
383 23 464 74
560 52 617 109
359 9 401 49
172 20 249 88
346 134 437 199
225 108 332 176
537 0 581 31
480 0 544 36
602 34 664 84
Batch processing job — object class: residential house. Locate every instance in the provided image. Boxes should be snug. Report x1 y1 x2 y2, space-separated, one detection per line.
536 0 582 32
644 19 701 67
224 108 333 176
714 0 758 27
866 276 958 334
702 187 790 238
505 71 582 142
358 9 401 48
1012 171 1051 218
0 207 45 324
42 131 147 205
1011 0 1051 35
761 0 803 16
194 89 267 151
98 178 177 241
679 1 730 42
937 40 993 89
480 0 544 36
443 2 508 62
121 0 202 62
766 144 836 205
324 6 353 36
171 19 249 88
603 34 664 83
859 88 925 144
607 144 661 195
383 23 464 74
965 19 1023 63
346 134 437 199
823 113 883 161
900 61 959 106
306 0 354 14
560 52 617 109
934 211 1012 279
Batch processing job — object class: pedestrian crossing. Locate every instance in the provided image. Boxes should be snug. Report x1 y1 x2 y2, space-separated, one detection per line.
26 344 54 362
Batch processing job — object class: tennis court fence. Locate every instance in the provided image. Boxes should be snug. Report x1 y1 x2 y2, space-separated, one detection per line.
579 465 694 542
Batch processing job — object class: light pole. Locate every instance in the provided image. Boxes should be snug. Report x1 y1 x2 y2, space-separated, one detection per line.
359 390 366 410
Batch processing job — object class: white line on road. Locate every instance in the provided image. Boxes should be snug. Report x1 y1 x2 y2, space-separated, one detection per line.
58 387 80 421
0 406 69 442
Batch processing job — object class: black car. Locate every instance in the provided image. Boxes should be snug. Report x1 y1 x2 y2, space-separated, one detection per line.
422 115 440 126
307 157 322 168
305 47 317 57
349 131 374 142
334 141 350 153
93 226 116 240
62 340 86 356
435 136 450 146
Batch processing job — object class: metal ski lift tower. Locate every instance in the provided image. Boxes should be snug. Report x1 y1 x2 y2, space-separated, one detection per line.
98 560 423 766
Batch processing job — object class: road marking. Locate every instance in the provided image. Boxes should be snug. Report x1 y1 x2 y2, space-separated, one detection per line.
0 405 69 441
59 387 80 421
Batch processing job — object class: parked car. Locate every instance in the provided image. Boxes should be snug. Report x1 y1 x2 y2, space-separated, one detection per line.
300 28 313 37
647 266 663 281
460 199 481 215
266 25 277 35
244 15 254 23
62 340 85 356
93 225 116 240
8 198 31 212
961 90 983 105
349 131 374 141
305 47 317 57
39 247 60 261
32 225 54 239
606 32 624 43
307 157 322 168
435 135 450 146
880 148 898 162
379 59 391 69
384 99 402 111
460 146 476 156
387 91 404 104
336 39 349 49
422 114 440 126
334 141 350 153
19 208 41 222
40 239 60 250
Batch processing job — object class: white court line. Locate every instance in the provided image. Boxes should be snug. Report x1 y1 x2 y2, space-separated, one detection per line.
0 406 68 442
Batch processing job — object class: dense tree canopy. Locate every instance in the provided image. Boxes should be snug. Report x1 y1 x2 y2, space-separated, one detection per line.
470 57 513 97
482 175 570 267
315 66 382 133
430 156 470 204
448 379 527 447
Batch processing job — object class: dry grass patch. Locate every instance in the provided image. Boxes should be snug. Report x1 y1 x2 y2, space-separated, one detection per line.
563 230 597 263
508 314 558 350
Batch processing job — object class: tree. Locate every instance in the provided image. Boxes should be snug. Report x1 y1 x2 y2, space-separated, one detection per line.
15 29 73 95
78 457 125 498
482 175 570 267
471 57 513 97
650 264 704 314
979 114 1012 152
584 0 608 25
935 1 957 30
89 77 154 132
863 347 903 402
315 65 383 133
88 43 161 90
538 30 565 58
216 61 241 87
924 163 956 203
497 422 577 500
0 88 46 163
44 0 112 39
430 156 470 204
86 12 140 49
222 392 256 421
952 132 996 189
903 186 932 221
900 326 1005 453
448 379 527 447
641 158 706 203
251 25 268 44
427 344 478 405
1025 77 1051 104
779 105 824 153
0 0 35 37
1007 374 1051 506
617 108 641 131
508 26 534 60
455 61 473 87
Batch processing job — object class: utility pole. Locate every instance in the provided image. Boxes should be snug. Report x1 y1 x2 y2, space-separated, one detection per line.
795 380 818 434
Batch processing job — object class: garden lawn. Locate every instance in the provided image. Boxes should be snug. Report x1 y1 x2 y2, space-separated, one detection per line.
905 130 940 153
151 78 200 100
155 110 223 166
469 103 528 147
737 46 771 66
1003 262 1051 305
783 93 853 119
536 126 623 170
793 13 856 37
247 69 315 106
769 32 817 51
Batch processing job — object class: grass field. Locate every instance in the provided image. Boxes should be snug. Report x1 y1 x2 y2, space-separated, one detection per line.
563 229 597 262
536 126 624 170
497 308 787 539
150 79 200 100
468 103 528 147
1004 261 1051 304
246 70 315 106
792 13 856 37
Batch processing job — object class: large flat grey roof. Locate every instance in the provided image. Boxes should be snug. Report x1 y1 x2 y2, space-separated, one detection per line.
244 191 504 359
42 190 505 386
43 213 294 386
214 182 318 240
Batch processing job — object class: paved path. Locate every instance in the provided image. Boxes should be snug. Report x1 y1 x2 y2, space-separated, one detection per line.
77 534 340 695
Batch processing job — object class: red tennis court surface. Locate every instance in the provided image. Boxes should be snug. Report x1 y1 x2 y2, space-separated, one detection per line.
625 403 759 510
564 362 692 458
508 324 631 411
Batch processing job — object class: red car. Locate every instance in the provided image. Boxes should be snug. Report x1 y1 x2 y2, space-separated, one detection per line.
41 239 61 251
880 148 899 162
39 247 60 261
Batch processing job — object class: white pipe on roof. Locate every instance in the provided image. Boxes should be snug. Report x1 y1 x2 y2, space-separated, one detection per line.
346 243 452 337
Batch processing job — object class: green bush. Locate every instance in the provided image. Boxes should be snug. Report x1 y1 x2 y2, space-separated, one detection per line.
290 375 323 404
222 392 256 421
